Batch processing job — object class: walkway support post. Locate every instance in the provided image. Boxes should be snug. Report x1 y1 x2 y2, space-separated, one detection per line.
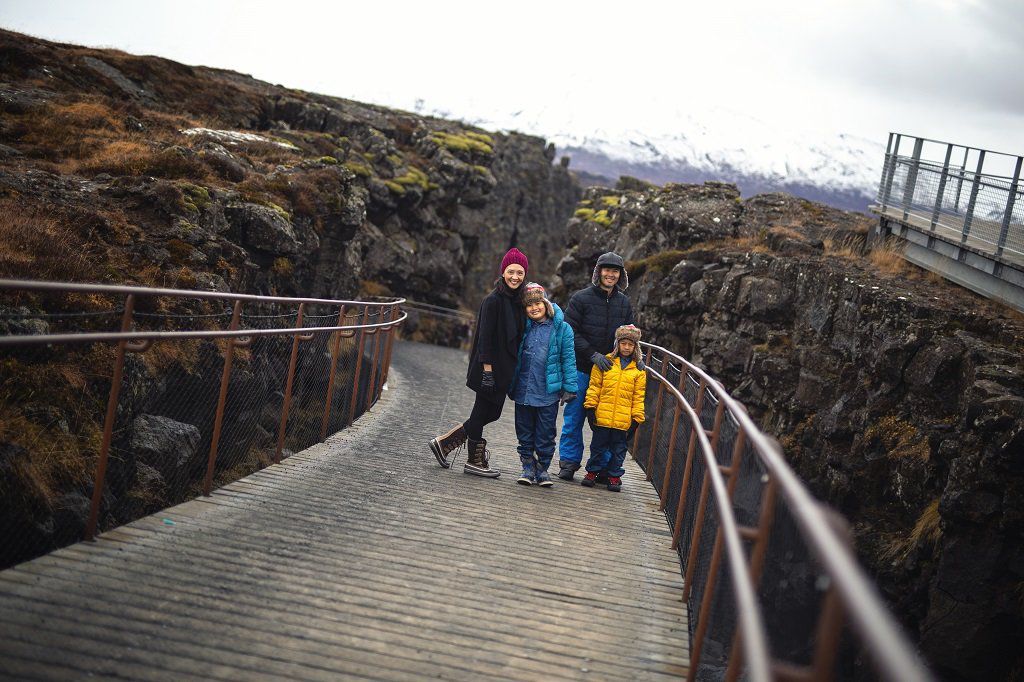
320 304 350 441
203 300 243 496
86 294 145 540
276 303 314 464
929 143 955 232
961 150 987 243
671 379 707 550
996 156 1023 258
347 307 370 426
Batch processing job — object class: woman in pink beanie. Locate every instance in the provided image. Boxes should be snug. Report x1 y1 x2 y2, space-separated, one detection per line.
429 247 528 477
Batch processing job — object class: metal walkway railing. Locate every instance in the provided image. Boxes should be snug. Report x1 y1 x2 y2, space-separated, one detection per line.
634 342 932 682
0 279 405 567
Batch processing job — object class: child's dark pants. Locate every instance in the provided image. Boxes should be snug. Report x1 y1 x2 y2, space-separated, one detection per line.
514 402 558 472
585 425 629 477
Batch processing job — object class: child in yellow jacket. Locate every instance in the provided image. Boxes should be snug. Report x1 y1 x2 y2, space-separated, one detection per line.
582 324 647 491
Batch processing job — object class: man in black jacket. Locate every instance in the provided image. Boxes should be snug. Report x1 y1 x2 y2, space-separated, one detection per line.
557 252 634 480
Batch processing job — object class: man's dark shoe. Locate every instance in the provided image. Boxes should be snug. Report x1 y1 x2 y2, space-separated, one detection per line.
429 423 467 469
606 476 622 492
581 472 597 487
557 466 576 481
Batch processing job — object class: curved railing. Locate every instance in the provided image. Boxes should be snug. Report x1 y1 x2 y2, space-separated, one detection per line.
0 279 406 567
634 341 932 682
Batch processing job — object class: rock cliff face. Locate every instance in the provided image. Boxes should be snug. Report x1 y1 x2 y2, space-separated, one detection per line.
0 30 579 568
555 181 1024 681
0 29 579 312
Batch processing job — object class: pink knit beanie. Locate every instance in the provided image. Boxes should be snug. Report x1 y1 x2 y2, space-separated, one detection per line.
499 248 529 275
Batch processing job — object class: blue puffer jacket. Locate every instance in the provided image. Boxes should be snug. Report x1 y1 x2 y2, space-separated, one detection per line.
509 301 579 397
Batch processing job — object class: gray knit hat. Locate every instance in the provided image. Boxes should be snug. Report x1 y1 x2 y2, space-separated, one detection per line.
591 252 629 290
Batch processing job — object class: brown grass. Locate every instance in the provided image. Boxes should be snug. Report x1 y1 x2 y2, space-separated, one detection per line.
880 498 942 563
864 415 931 462
0 199 94 281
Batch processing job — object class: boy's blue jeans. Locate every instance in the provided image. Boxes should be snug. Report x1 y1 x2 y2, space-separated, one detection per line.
514 402 559 472
585 426 629 478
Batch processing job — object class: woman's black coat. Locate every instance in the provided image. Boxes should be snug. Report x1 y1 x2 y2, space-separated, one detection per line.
466 282 525 403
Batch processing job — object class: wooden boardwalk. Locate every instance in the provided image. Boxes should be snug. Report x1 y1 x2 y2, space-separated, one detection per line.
0 341 689 681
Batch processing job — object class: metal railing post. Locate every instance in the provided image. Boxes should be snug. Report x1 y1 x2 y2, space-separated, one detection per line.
961 150 987 243
686 428 748 682
877 132 895 208
632 346 655 456
683 400 726 600
380 304 400 392
644 380 666 478
319 304 348 441
929 143 954 232
364 312 384 411
658 371 689 511
724 477 779 682
880 134 901 211
203 300 243 496
346 307 370 426
671 379 707 550
85 294 137 541
275 303 313 464
901 137 924 221
996 156 1022 257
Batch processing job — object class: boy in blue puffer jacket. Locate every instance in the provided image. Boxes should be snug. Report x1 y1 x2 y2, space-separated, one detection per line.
508 283 578 487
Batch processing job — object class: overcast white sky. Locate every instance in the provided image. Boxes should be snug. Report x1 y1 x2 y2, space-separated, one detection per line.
3 0 1023 162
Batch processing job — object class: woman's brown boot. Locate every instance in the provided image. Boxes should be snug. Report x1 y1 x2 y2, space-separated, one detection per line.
429 423 467 469
464 437 501 478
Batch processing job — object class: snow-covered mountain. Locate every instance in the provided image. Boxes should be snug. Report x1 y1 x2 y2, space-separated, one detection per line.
410 97 886 213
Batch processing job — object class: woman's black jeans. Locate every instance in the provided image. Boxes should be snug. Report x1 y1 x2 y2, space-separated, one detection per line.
463 393 504 440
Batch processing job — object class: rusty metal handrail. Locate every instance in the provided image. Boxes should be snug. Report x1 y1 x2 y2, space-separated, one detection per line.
645 364 772 682
638 341 931 682
0 279 406 544
0 278 403 307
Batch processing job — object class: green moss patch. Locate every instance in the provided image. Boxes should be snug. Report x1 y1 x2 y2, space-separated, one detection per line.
626 250 687 279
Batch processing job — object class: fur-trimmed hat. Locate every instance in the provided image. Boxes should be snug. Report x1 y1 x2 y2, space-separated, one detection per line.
500 247 529 275
591 251 629 291
615 324 641 344
522 282 554 318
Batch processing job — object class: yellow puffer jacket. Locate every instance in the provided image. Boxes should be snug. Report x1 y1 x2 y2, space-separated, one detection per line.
584 353 647 430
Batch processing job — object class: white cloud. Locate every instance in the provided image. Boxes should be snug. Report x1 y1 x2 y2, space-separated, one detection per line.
2 0 1022 156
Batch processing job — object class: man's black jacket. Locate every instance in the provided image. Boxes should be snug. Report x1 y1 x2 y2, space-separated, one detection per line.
563 284 634 373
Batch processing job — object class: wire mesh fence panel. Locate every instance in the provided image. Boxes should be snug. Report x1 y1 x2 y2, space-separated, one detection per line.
0 285 405 571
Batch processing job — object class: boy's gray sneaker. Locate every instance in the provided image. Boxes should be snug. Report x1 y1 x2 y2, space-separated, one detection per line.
536 470 554 488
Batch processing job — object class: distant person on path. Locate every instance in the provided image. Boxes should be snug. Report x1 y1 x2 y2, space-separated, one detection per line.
429 248 529 477
581 324 647 492
508 283 577 487
557 252 635 481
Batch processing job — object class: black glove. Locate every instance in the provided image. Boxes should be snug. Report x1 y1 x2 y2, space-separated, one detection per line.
591 352 612 371
481 369 495 391
559 391 576 405
586 408 596 429
635 357 646 371
626 420 640 439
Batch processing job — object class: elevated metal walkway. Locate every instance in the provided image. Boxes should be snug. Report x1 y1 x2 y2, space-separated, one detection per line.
872 133 1024 312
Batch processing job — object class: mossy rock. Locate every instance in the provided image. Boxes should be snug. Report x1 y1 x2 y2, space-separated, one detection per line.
318 156 339 165
626 250 687 279
344 161 372 178
384 180 406 195
592 209 612 227
430 131 494 155
180 183 211 213
271 257 294 277
393 166 431 190
600 195 620 207
574 207 595 219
